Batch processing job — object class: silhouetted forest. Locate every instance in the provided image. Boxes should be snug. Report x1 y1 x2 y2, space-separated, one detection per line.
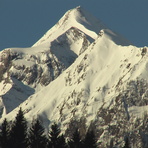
0 108 131 148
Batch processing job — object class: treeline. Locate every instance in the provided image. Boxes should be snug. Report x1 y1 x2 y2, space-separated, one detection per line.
0 108 131 148
0 108 98 148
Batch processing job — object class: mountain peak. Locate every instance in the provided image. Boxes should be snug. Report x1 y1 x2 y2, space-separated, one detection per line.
33 6 106 47
33 6 130 47
72 5 88 14
63 6 107 31
75 5 81 9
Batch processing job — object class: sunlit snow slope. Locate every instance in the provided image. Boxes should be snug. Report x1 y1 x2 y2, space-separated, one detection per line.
7 33 148 122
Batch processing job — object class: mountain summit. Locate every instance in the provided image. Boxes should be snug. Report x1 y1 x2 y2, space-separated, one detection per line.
33 6 106 47
0 7 147 147
33 6 130 47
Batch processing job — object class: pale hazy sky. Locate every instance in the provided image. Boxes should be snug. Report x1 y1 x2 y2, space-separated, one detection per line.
0 0 148 50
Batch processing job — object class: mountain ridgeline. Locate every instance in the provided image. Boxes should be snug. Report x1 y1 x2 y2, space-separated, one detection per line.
0 6 148 147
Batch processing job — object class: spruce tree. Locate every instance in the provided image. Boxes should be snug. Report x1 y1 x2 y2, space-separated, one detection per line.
28 118 48 148
0 118 10 148
9 107 27 148
58 134 67 148
83 130 97 148
123 137 130 148
48 122 61 148
68 128 82 148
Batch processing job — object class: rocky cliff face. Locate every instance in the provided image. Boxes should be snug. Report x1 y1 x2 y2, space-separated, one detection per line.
0 27 91 87
0 26 92 115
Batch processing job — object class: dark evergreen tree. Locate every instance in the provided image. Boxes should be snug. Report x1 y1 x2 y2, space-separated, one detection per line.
123 137 130 148
68 128 82 148
83 130 97 148
28 118 48 148
9 107 27 148
0 118 10 148
58 134 67 148
48 122 61 148
109 138 114 148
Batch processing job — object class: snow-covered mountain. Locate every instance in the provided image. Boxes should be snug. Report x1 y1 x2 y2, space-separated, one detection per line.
0 6 148 147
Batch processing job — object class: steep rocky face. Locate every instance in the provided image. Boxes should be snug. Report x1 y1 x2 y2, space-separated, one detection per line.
0 27 91 88
0 22 92 116
0 49 11 82
64 80 148 148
